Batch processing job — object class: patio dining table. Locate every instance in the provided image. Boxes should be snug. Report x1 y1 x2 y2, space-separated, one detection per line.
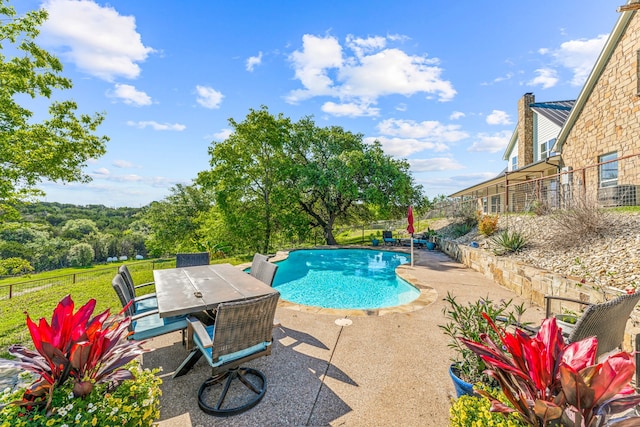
153 263 277 318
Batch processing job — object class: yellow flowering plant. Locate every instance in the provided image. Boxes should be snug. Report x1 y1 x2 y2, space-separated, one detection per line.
0 360 161 427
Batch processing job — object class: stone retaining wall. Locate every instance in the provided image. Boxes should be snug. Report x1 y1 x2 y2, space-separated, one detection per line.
437 238 640 351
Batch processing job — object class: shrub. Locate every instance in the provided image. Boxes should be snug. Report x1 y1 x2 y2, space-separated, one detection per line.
548 193 610 247
490 229 527 255
0 360 161 427
452 222 474 238
450 388 526 427
439 292 528 386
477 214 499 236
0 257 33 276
68 242 95 267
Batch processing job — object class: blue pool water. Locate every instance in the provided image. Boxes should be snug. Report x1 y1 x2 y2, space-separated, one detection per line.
272 249 419 310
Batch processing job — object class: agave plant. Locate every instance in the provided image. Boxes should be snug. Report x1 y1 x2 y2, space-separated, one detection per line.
5 295 147 412
460 315 640 426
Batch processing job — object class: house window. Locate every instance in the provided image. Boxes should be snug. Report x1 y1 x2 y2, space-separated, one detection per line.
599 152 618 188
510 155 518 171
482 197 488 214
490 195 501 213
540 138 557 160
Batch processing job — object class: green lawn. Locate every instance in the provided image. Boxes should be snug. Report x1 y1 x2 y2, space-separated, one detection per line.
0 256 250 358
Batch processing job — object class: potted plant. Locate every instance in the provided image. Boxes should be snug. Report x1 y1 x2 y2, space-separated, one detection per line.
0 295 162 426
461 315 640 426
450 385 526 426
439 292 528 396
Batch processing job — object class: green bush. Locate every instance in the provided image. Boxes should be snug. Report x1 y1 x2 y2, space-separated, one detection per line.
490 229 527 255
452 222 474 237
0 257 33 276
67 242 95 267
450 390 525 426
0 361 161 427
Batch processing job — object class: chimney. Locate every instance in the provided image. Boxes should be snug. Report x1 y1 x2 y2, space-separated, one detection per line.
517 93 534 167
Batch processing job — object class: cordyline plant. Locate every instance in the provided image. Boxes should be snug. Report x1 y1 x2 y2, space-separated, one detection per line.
461 315 640 426
2 295 148 414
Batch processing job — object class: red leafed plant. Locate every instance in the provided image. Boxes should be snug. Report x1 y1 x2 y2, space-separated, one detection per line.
460 315 640 426
6 295 147 412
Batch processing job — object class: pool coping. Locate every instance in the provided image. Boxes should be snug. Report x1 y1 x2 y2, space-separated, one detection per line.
238 247 438 317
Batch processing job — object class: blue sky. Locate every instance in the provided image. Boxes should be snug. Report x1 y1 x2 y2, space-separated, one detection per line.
15 0 621 207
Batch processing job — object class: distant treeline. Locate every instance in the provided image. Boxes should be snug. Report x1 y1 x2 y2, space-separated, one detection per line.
0 202 147 275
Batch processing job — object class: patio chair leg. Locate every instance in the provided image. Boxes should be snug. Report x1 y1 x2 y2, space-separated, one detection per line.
173 348 203 378
197 367 267 416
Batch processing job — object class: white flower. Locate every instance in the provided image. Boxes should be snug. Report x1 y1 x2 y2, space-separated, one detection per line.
65 403 73 411
68 391 74 399
110 406 119 415
2 387 11 394
87 402 96 413
57 408 68 416
76 413 82 421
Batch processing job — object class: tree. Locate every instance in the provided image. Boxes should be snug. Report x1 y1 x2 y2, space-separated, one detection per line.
141 184 213 256
67 242 94 267
284 117 423 244
0 2 108 213
60 219 99 240
197 106 292 254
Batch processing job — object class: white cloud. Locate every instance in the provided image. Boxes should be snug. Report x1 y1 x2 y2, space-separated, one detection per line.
468 130 511 153
321 101 379 117
552 34 608 86
538 34 608 87
213 128 233 140
377 118 468 142
286 33 456 113
449 111 465 120
528 68 559 89
195 85 224 109
409 158 464 172
246 51 263 72
126 120 186 131
109 84 152 106
40 0 154 81
486 110 512 125
93 167 110 176
113 160 133 168
365 136 448 157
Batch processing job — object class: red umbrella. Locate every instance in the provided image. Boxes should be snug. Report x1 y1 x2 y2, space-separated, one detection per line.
407 206 415 235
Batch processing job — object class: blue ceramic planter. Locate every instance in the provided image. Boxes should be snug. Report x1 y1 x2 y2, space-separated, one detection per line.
448 364 475 397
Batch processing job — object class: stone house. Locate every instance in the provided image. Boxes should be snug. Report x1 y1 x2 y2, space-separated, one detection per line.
449 4 640 212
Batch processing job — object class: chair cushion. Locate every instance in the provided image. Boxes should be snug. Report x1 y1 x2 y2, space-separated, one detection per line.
131 313 188 341
135 297 158 313
196 324 271 368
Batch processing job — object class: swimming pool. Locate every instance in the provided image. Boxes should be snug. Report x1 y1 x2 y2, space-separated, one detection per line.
272 249 419 310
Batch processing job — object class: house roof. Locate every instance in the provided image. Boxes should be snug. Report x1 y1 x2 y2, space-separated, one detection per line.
555 6 636 152
449 155 561 198
501 99 575 161
530 100 575 127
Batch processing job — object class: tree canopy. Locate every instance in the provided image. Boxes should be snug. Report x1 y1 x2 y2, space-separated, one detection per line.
0 2 108 215
196 107 424 248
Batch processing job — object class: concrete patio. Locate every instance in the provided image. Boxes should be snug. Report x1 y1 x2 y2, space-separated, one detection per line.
142 248 545 427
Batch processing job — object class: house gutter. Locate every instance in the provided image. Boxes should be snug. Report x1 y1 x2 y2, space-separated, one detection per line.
555 7 635 152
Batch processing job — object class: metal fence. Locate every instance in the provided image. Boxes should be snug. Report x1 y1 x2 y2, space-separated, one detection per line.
0 258 175 300
429 154 640 217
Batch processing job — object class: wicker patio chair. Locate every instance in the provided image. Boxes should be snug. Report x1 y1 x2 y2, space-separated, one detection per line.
176 252 210 268
252 260 278 287
544 291 640 359
118 264 157 312
173 292 280 416
112 273 188 341
249 253 269 279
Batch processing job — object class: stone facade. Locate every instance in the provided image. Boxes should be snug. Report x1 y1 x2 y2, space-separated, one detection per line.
561 12 640 190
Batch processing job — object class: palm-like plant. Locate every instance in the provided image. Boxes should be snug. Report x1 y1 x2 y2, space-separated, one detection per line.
461 315 640 426
5 295 147 412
